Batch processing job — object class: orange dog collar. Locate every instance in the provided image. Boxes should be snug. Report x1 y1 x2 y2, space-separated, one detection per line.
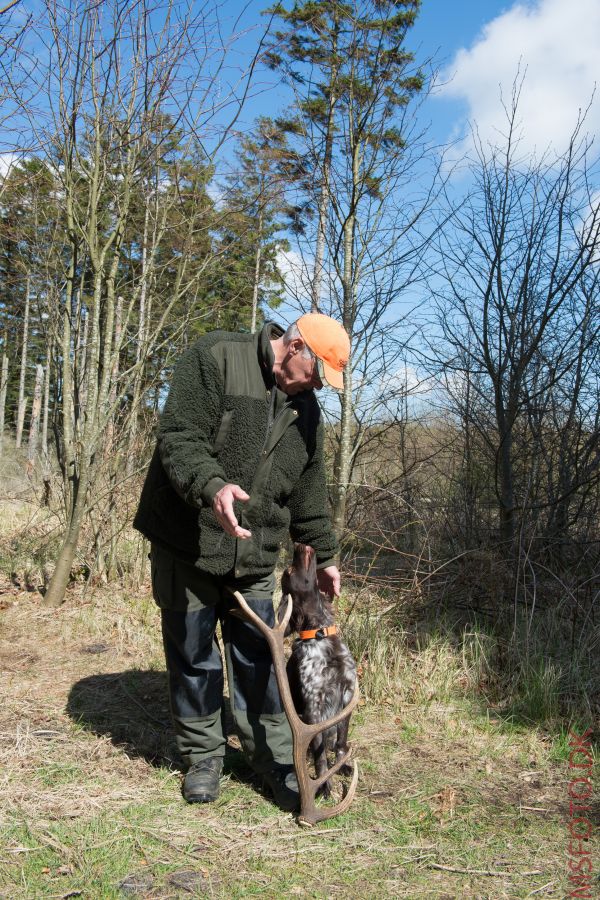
297 625 338 641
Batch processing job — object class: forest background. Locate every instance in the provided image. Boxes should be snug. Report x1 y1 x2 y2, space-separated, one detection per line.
0 0 598 805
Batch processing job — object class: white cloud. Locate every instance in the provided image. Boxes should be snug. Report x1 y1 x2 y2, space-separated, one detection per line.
276 247 314 307
440 0 600 157
380 365 435 397
0 153 21 179
206 183 225 208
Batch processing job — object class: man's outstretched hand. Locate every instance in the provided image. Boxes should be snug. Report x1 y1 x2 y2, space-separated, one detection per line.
317 565 341 599
212 484 252 539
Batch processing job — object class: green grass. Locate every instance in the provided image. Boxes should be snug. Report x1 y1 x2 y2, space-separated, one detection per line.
0 766 579 898
1 554 597 897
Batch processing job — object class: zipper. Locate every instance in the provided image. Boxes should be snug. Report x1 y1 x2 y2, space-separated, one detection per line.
260 388 289 458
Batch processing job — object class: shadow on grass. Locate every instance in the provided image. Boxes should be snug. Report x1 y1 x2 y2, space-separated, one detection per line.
66 669 175 769
66 670 256 785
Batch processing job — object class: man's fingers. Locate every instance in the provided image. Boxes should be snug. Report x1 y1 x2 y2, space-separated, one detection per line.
317 565 341 599
213 484 252 539
216 506 252 539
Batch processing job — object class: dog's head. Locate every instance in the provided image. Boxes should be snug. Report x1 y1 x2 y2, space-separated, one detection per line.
280 543 333 633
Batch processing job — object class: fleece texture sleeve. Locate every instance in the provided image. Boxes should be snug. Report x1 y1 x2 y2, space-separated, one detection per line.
287 419 339 568
157 343 228 508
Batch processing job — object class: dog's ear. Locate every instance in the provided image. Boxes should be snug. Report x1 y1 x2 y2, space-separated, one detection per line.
280 567 291 596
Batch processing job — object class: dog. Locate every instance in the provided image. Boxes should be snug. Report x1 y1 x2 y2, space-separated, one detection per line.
279 543 357 797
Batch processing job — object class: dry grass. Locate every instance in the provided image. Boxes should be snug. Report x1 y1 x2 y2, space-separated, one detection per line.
0 483 596 898
0 569 589 899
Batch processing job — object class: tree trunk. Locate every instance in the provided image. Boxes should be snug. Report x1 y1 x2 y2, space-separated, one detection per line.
0 352 8 455
126 204 151 476
331 364 353 540
310 83 337 313
104 295 122 454
41 337 52 456
28 362 44 462
43 459 92 606
498 425 514 546
44 270 103 606
60 232 78 514
250 211 263 334
15 275 30 448
105 295 123 581
331 212 355 540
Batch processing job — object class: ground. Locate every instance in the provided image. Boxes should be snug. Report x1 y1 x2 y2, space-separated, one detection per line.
0 577 596 899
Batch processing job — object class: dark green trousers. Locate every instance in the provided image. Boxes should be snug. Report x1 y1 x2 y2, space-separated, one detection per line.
150 544 293 773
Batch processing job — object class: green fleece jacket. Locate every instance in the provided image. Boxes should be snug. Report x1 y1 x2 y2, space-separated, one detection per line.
133 323 338 578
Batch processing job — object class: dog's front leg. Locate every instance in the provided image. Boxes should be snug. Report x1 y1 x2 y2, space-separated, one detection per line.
310 732 332 799
334 716 353 776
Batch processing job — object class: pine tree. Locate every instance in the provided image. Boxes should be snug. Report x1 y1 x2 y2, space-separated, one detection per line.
266 0 425 536
210 118 297 332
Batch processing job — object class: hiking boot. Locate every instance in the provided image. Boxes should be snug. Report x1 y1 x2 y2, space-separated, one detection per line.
182 757 223 804
261 764 300 812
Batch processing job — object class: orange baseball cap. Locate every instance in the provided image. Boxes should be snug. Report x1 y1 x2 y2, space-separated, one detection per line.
296 313 350 391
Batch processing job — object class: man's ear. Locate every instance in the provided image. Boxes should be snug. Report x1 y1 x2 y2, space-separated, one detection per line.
288 337 304 356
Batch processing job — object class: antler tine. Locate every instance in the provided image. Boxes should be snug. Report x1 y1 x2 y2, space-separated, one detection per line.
228 588 359 826
232 587 292 635
299 761 359 827
228 589 300 723
300 683 360 739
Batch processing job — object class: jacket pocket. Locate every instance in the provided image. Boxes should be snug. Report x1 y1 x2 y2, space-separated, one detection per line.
212 409 233 455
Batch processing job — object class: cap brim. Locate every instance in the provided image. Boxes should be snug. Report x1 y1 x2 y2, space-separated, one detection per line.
317 358 344 391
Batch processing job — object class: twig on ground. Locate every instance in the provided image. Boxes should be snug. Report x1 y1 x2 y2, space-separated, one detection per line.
519 805 550 812
526 881 558 897
429 863 544 877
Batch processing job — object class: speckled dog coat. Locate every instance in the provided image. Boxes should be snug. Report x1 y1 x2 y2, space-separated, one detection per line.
281 544 356 796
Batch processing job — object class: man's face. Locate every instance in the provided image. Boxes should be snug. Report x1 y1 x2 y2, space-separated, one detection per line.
273 339 323 395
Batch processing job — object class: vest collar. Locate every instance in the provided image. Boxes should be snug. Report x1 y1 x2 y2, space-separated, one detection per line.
258 321 284 388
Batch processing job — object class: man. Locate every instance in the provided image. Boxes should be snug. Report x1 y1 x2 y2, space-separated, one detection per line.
133 313 350 811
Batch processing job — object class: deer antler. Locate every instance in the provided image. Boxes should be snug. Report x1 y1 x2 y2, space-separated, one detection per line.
229 589 359 826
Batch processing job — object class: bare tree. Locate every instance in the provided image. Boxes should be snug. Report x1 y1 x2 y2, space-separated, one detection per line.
430 85 600 549
0 346 7 454
268 1 442 540
2 0 269 605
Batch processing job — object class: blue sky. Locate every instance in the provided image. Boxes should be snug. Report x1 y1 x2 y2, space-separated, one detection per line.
219 0 600 407
215 0 509 149
5 0 598 172
229 0 599 160
230 1 498 142
224 0 600 319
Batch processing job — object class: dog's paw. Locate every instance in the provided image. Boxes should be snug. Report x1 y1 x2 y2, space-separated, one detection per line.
317 781 332 800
